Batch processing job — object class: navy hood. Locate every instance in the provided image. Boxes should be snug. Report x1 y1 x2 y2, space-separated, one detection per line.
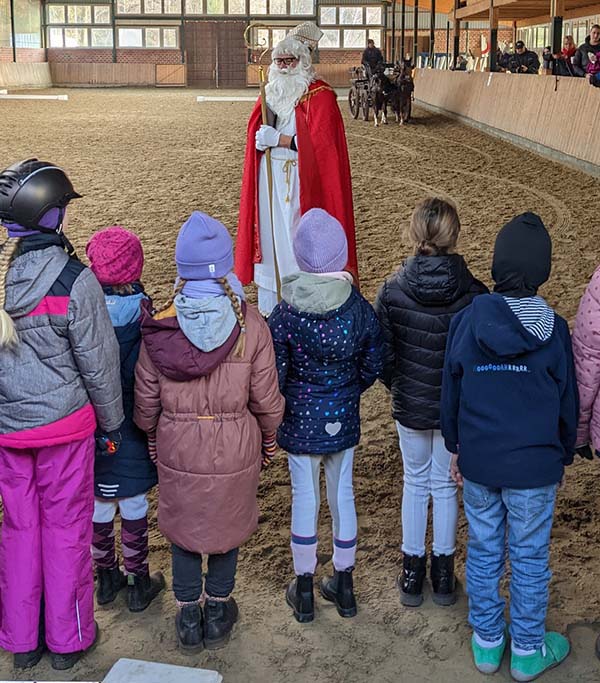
471 294 551 359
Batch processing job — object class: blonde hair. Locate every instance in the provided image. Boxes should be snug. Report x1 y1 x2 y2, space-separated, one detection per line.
0 237 21 348
408 197 460 256
158 276 246 358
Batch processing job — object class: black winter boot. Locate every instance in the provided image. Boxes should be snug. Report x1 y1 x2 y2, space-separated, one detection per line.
50 622 99 671
14 611 45 670
127 571 165 612
430 553 457 606
286 574 314 623
204 596 239 650
397 553 427 607
176 602 204 653
96 566 127 606
320 568 357 618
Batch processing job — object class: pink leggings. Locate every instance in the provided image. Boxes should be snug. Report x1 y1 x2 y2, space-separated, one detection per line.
0 436 95 654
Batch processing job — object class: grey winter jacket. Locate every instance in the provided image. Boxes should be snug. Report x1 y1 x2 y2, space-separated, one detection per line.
0 237 123 438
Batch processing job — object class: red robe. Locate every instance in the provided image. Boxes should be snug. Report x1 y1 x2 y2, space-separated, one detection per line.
235 80 358 286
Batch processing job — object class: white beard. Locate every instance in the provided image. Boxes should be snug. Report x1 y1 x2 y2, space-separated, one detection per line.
265 64 313 122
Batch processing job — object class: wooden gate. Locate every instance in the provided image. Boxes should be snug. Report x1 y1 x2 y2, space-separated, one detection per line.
185 21 247 88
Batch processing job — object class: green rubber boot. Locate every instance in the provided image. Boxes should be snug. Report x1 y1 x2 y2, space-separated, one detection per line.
510 632 570 682
471 633 507 674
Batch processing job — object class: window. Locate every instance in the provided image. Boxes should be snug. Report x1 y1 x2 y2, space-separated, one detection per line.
68 5 91 23
65 26 88 46
368 29 381 46
145 27 160 45
320 28 339 48
343 28 365 47
91 27 112 45
164 0 181 12
257 27 269 46
319 6 335 25
49 27 64 46
144 0 162 12
206 0 224 13
94 6 110 23
48 5 65 23
290 0 312 14
186 0 202 12
118 27 143 45
365 7 381 25
270 0 286 14
340 7 362 25
163 27 178 46
249 0 266 12
228 0 246 12
272 28 286 44
117 0 141 13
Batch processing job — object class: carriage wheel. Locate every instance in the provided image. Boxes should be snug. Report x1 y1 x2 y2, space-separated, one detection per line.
348 86 360 119
361 91 369 121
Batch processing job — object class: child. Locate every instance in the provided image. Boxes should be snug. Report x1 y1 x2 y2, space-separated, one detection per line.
134 212 284 652
86 226 165 611
441 213 578 681
586 49 600 86
0 159 123 670
268 208 382 623
374 198 487 607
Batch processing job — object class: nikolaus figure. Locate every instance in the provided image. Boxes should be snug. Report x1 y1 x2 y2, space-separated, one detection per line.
236 22 358 315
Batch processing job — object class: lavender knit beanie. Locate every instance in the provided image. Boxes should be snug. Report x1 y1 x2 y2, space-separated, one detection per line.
293 208 348 274
175 211 233 280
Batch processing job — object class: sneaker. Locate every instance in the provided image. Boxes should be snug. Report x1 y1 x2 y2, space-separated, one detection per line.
50 622 99 671
510 632 570 682
471 633 506 674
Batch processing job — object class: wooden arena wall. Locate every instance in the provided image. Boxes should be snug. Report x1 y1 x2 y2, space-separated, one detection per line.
0 63 52 88
414 69 600 174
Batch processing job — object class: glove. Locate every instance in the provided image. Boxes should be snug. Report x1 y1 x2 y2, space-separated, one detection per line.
97 429 122 455
261 434 277 470
148 432 158 464
255 125 280 152
575 444 594 460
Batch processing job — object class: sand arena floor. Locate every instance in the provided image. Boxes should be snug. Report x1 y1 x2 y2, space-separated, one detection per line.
1 88 599 682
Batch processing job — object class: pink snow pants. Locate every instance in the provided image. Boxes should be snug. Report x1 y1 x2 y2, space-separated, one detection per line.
0 435 95 654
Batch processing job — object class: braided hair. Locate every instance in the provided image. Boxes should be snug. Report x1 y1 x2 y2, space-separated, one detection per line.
156 278 187 315
0 237 21 348
218 277 246 358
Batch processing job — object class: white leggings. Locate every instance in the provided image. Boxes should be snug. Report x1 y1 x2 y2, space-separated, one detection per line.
288 448 357 575
93 493 149 523
396 423 457 557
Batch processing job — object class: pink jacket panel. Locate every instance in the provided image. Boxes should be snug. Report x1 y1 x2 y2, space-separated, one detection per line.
0 404 96 449
572 265 600 450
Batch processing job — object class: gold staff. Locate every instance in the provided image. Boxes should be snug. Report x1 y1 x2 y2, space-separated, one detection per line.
243 23 281 303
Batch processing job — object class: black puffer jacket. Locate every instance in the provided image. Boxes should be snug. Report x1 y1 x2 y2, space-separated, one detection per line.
374 253 488 429
573 37 600 76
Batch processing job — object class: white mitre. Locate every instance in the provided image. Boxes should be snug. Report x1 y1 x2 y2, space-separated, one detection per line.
288 22 323 50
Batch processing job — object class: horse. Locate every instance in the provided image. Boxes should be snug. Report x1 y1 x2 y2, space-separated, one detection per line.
370 66 396 127
390 65 414 125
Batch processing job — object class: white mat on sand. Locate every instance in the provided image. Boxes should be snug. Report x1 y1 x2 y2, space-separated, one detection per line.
0 94 68 100
102 658 223 683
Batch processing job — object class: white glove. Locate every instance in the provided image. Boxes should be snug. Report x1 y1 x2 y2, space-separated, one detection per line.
255 125 280 151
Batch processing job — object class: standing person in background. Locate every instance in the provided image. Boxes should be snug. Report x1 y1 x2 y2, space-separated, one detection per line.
573 24 600 78
550 35 577 76
135 212 284 652
269 209 382 624
0 159 123 671
507 41 540 74
362 38 384 76
86 226 165 613
374 198 487 608
236 23 358 316
442 213 578 681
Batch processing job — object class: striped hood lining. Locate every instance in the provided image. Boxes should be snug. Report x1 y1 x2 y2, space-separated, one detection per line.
503 296 555 341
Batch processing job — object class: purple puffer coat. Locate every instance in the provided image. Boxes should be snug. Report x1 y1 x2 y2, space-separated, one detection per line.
573 265 600 451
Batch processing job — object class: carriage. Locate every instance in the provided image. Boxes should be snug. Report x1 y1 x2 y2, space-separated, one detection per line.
348 62 414 126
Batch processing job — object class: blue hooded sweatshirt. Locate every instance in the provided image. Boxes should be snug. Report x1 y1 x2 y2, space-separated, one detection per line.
441 293 578 489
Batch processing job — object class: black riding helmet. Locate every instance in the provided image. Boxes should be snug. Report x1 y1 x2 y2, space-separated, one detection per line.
0 158 82 231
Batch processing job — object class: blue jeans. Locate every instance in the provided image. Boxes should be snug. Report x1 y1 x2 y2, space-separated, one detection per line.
462 479 557 651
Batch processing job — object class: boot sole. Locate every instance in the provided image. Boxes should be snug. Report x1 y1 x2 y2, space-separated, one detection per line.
286 591 314 623
204 625 235 651
178 640 205 654
432 591 457 607
319 586 357 618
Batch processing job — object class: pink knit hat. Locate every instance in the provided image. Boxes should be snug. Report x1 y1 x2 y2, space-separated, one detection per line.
86 226 144 286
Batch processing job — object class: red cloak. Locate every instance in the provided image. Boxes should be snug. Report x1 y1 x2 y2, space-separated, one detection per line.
235 80 358 286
